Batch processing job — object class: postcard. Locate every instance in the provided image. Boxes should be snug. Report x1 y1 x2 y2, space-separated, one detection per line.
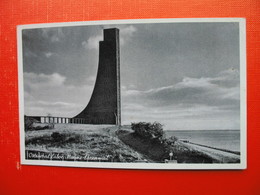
18 18 246 169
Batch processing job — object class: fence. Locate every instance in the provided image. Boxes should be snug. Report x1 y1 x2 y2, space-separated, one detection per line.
27 116 89 124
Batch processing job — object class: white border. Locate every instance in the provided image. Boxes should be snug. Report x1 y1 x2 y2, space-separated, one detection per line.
17 18 247 170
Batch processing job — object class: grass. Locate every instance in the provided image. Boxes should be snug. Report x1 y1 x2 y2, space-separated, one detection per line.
25 123 238 164
118 125 240 163
117 129 214 163
25 124 146 162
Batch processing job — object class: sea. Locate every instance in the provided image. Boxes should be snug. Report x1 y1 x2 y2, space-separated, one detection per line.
165 130 240 152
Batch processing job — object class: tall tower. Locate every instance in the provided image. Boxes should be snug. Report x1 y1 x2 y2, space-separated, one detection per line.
74 28 121 125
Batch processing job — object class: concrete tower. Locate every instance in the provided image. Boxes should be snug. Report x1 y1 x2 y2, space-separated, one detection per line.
74 28 121 125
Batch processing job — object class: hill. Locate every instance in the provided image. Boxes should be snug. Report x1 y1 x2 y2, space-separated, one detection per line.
25 124 147 162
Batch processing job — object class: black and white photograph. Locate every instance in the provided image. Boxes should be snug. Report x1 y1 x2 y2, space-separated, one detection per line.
18 18 246 169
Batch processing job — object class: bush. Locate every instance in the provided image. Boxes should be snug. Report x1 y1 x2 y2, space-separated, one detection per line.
51 132 66 142
131 122 164 141
164 136 178 145
24 115 55 131
24 115 40 131
48 123 55 129
34 125 49 130
24 116 34 131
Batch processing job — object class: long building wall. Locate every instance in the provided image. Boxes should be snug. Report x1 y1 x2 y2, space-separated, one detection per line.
27 116 90 124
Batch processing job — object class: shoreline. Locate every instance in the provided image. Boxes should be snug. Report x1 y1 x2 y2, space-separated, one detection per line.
165 129 240 153
187 141 240 155
179 141 240 163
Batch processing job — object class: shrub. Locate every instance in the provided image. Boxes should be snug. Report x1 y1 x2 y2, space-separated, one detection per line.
131 122 164 141
34 125 49 130
24 115 40 131
24 116 34 131
24 115 55 131
48 123 55 129
51 132 65 142
164 136 178 145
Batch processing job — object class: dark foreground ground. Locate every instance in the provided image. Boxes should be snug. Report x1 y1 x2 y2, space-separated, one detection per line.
25 124 147 162
118 129 215 163
25 124 240 163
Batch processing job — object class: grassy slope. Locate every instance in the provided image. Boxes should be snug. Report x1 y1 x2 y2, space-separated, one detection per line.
117 128 214 163
25 124 239 163
118 126 240 163
25 124 146 162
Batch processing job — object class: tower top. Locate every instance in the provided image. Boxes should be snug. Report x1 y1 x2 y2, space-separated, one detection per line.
104 28 119 42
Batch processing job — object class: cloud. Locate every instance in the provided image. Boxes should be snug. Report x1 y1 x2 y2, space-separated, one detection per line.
24 50 38 58
122 69 240 129
86 76 96 83
26 100 80 117
24 72 95 117
211 68 239 87
120 25 137 45
123 68 239 106
45 52 54 58
82 34 102 50
24 72 66 90
41 28 65 42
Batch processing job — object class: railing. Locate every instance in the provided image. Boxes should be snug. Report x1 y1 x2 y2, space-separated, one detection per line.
27 116 89 124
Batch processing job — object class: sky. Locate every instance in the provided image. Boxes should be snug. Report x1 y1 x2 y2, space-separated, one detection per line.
22 22 240 130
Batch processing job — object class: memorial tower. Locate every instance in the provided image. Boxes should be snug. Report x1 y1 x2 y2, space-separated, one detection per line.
74 28 121 125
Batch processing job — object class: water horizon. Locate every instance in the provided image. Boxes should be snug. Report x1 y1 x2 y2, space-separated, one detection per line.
165 129 240 152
